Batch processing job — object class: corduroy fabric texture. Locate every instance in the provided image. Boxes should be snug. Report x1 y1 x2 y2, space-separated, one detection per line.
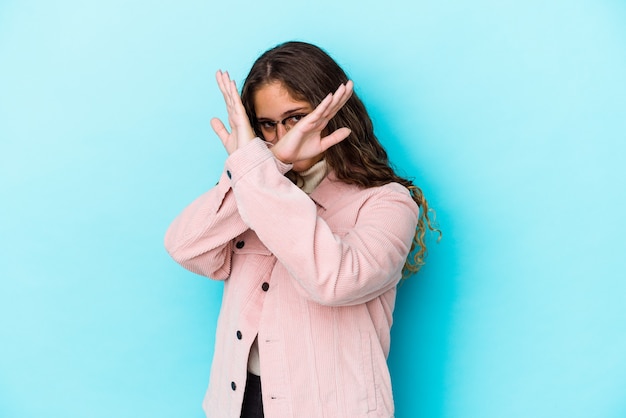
165 139 418 417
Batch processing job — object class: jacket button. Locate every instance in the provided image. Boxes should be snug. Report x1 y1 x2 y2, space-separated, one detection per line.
261 282 269 292
235 241 245 249
236 330 242 340
226 170 232 179
231 381 236 391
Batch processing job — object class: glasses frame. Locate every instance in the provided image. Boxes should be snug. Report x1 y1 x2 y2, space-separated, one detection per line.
254 113 309 140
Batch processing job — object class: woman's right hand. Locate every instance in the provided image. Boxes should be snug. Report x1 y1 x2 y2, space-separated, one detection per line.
210 70 256 155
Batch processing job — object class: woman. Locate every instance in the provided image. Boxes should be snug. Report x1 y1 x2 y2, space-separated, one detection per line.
165 41 437 418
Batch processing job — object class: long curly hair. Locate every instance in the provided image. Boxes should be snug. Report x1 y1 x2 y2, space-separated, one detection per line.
240 41 440 277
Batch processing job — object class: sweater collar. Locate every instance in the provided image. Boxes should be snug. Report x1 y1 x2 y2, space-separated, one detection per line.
297 159 327 194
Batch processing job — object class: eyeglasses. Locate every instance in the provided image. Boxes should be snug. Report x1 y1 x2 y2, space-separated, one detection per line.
255 114 308 139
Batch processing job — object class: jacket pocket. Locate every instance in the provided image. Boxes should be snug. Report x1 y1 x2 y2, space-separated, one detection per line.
232 229 272 256
360 331 378 412
229 230 274 286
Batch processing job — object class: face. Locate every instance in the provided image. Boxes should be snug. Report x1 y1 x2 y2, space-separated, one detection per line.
253 82 322 172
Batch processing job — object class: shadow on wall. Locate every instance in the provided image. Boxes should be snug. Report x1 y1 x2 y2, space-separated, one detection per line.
368 95 459 418
389 209 457 418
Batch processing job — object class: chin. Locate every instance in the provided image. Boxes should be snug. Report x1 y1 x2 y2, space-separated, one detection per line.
292 163 309 173
293 156 323 173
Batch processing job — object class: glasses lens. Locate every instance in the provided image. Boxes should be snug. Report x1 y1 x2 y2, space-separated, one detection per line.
285 114 307 131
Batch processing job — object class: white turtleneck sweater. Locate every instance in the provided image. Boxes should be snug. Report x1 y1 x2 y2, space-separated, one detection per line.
247 159 328 376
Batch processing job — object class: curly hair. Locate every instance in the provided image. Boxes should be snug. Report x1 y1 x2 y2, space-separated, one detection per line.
240 41 440 277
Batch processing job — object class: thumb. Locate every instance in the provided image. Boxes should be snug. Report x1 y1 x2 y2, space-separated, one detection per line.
320 128 351 152
211 118 230 145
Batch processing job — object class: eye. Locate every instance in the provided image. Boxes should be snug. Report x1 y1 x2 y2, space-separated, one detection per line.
259 121 276 130
285 114 307 128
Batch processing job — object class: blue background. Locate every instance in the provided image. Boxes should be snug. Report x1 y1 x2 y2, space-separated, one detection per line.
1 1 625 417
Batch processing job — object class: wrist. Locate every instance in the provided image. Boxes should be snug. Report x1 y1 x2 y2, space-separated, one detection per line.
270 142 291 164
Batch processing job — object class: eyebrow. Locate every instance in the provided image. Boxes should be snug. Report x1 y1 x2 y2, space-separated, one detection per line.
256 106 310 121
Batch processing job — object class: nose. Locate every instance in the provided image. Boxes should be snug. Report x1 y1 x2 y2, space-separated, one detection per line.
275 123 288 141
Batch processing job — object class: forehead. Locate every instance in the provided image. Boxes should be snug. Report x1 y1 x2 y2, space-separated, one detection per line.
253 82 311 117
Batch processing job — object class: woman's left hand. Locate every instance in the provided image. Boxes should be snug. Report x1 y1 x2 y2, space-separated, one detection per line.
210 70 256 155
271 81 354 165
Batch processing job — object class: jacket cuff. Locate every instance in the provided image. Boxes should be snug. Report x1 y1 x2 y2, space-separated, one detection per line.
224 138 292 185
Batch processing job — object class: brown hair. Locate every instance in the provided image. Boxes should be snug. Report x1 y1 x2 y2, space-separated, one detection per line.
241 41 440 277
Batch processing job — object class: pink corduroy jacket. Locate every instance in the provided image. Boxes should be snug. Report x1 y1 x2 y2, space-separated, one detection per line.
164 139 419 418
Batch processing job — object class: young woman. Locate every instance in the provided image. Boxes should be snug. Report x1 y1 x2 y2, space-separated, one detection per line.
165 41 437 418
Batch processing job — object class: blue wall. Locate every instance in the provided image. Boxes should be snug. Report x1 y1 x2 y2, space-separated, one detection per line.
1 1 625 417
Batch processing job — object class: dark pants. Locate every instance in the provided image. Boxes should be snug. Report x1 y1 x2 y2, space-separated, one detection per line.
240 372 264 418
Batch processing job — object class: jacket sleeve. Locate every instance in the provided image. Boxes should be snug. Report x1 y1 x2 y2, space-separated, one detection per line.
225 138 419 306
163 170 249 280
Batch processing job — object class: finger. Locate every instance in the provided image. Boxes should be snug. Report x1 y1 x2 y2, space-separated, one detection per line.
292 82 351 133
218 73 249 133
345 80 354 95
215 70 233 108
334 81 353 107
325 81 353 118
320 127 351 151
335 80 354 109
228 79 244 113
210 117 230 144
215 70 228 97
301 93 333 126
311 82 352 124
338 80 354 99
219 71 239 109
226 79 251 127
